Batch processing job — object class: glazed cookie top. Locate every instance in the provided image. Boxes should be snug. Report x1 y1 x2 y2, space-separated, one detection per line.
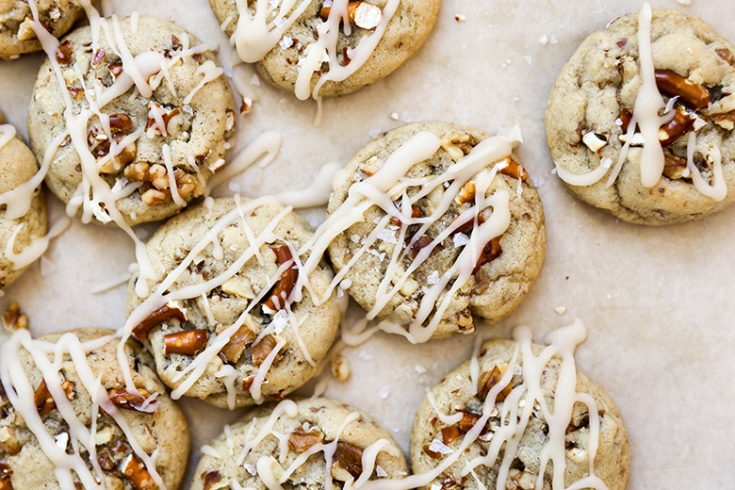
28 14 236 226
325 122 545 341
0 327 190 490
191 397 408 489
209 0 440 100
0 0 84 60
125 197 341 409
546 6 735 224
0 125 47 290
410 321 629 490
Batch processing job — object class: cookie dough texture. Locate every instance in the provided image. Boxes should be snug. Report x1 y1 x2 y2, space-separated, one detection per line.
0 0 85 60
209 0 441 97
0 328 190 489
126 198 341 408
28 15 236 225
191 397 408 489
0 131 47 289
546 9 735 225
411 339 630 489
327 122 546 339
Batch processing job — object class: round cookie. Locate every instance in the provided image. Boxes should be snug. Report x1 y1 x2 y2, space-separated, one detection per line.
209 0 441 98
327 122 546 340
0 0 85 60
410 338 630 489
0 125 47 290
191 397 408 489
0 328 190 489
28 15 236 225
126 197 342 408
546 8 735 225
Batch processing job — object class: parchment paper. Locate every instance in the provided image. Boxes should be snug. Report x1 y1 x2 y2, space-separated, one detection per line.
1 0 733 488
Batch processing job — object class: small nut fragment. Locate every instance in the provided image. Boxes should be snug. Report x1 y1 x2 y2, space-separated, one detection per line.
320 2 383 30
499 157 528 181
582 132 608 153
55 40 73 65
16 17 36 41
109 113 133 133
132 303 187 340
202 470 227 490
251 335 282 366
0 461 12 490
221 323 257 364
474 236 502 273
716 47 735 67
100 143 137 174
164 330 209 356
124 161 150 182
655 69 711 110
263 245 299 313
330 354 351 382
141 188 169 205
34 380 55 416
331 441 364 481
148 164 169 191
288 427 324 453
107 388 154 413
2 302 27 331
477 363 513 401
0 427 21 456
440 410 481 445
121 455 156 490
663 152 688 180
456 181 476 205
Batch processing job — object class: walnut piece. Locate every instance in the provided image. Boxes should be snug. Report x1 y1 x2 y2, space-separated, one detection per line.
288 427 324 453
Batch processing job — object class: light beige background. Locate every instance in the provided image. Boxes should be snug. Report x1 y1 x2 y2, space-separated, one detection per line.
0 0 732 488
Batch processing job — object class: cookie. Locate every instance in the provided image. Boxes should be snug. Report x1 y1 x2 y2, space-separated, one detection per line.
28 15 236 225
191 397 408 489
0 328 190 489
410 322 630 489
0 0 85 60
209 0 441 99
546 7 735 225
126 197 341 408
0 125 47 290
326 122 545 341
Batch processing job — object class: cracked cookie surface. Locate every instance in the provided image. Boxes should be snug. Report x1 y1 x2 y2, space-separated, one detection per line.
209 0 440 97
410 339 630 490
28 15 236 225
126 197 341 408
191 397 408 489
546 9 735 225
327 122 546 340
0 0 84 60
0 328 190 490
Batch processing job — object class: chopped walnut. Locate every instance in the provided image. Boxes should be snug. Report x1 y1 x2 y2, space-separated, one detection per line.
288 427 324 453
251 335 282 366
121 455 156 490
331 441 364 481
477 363 513 401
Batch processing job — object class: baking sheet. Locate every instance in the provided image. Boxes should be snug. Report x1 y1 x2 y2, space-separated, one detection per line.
1 0 734 488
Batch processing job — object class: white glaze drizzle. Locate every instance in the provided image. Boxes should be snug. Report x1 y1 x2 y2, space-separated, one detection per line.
0 329 166 489
555 3 728 201
297 127 521 343
356 320 606 490
231 0 399 103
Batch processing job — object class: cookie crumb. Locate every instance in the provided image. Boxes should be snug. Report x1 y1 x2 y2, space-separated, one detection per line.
389 112 400 121
454 14 466 22
2 302 28 331
414 364 427 374
538 34 549 46
554 306 567 315
676 0 691 5
330 354 351 382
